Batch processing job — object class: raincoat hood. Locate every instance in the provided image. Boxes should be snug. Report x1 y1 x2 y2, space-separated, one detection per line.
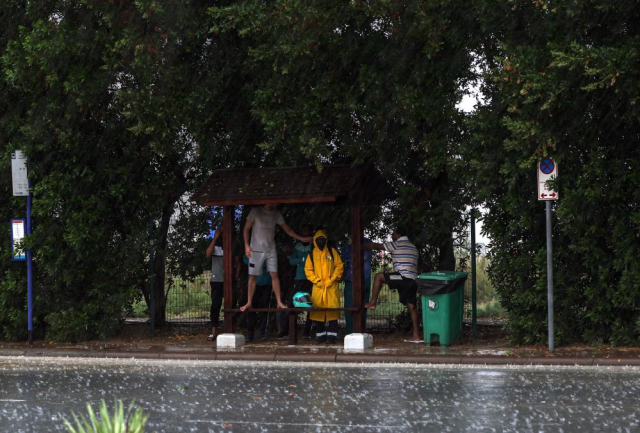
313 230 328 251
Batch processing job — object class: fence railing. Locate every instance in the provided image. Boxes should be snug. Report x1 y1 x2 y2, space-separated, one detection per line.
165 275 406 330
128 273 475 331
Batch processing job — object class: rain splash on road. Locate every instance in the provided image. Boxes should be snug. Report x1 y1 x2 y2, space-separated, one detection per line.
1 356 639 432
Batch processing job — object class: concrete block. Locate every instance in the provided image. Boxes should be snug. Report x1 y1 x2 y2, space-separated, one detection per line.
344 333 373 350
216 334 245 348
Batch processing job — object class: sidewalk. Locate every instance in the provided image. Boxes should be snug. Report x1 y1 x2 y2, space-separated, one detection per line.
2 323 640 366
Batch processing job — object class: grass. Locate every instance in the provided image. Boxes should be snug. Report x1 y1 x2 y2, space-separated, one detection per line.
129 276 211 320
165 278 211 319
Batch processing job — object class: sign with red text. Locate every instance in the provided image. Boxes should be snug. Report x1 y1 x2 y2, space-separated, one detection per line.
538 158 558 200
11 219 26 261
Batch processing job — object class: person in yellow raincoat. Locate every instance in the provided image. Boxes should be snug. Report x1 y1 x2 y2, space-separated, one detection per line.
304 229 344 344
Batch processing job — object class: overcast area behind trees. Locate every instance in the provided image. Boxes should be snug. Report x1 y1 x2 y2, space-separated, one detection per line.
1 0 639 346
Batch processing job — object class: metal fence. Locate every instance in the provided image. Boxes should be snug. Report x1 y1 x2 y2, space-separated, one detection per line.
127 273 475 332
156 274 406 331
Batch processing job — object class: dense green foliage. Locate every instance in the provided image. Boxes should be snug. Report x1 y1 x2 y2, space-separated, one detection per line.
1 0 638 344
210 0 478 271
468 0 640 345
1 0 33 340
1 1 226 339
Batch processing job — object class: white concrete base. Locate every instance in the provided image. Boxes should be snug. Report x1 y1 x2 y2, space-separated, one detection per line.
216 333 245 348
344 333 373 350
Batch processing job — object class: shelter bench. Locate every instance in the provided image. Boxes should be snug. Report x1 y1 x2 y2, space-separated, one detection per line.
225 307 360 345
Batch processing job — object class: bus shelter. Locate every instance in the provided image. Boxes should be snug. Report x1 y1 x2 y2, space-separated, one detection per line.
192 165 394 345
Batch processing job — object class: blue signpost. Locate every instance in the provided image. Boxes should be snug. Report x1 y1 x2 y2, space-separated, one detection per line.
11 150 34 344
27 191 33 344
26 191 33 344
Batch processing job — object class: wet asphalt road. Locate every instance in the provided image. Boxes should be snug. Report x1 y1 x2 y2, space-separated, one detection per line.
1 356 639 432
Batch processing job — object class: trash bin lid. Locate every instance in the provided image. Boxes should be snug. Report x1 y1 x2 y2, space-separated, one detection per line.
418 271 468 281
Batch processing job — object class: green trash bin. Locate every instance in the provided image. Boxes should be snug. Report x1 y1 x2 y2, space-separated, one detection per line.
417 271 468 346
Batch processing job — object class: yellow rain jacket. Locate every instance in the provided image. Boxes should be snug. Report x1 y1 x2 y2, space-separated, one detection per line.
305 230 344 322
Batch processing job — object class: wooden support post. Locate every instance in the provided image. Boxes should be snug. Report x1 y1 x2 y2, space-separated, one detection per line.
223 206 234 334
350 183 365 333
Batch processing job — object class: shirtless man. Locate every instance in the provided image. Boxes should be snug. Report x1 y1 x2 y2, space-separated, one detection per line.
240 204 312 311
364 227 422 342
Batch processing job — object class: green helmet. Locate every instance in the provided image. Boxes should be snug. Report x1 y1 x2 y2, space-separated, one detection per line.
293 292 312 308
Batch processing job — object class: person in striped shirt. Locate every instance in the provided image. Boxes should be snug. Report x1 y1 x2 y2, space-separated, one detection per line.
364 227 422 342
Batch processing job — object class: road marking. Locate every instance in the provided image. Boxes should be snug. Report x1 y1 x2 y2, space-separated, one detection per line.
0 399 26 402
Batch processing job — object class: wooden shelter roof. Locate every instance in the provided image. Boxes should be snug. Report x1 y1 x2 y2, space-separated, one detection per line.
192 165 395 206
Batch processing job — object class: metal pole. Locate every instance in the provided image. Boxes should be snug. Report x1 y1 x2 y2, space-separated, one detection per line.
471 209 477 340
546 200 554 352
148 220 155 339
27 190 33 345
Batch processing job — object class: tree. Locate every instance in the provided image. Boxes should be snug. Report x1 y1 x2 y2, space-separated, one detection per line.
2 1 482 340
209 0 480 270
0 1 32 340
468 0 640 345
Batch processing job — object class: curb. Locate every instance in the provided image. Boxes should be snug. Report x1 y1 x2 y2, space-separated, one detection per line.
2 349 640 366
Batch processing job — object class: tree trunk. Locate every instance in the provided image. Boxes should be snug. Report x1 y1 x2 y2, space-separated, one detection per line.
148 195 178 327
420 169 456 271
438 229 456 271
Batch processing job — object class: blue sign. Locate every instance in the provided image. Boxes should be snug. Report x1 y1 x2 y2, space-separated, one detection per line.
540 158 555 175
11 219 26 261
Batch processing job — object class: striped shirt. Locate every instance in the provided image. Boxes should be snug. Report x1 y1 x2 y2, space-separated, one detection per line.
383 237 419 279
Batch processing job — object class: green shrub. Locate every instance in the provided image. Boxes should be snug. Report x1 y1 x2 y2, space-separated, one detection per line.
477 298 507 319
65 399 148 433
474 256 498 304
130 300 149 318
0 271 29 341
46 301 126 343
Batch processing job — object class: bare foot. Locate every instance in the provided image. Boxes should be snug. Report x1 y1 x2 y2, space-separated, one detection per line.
240 302 252 312
364 302 377 311
277 302 287 309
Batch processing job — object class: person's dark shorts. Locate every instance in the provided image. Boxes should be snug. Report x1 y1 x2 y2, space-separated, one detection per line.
384 272 418 306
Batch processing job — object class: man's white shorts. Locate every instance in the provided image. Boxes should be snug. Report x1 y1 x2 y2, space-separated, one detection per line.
248 249 278 276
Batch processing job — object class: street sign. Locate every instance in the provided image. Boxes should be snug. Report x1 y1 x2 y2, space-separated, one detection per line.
538 158 558 351
11 219 26 261
538 158 558 200
11 150 29 196
9 150 34 343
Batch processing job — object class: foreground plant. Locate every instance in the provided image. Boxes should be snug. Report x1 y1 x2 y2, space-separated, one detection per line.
64 399 148 433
